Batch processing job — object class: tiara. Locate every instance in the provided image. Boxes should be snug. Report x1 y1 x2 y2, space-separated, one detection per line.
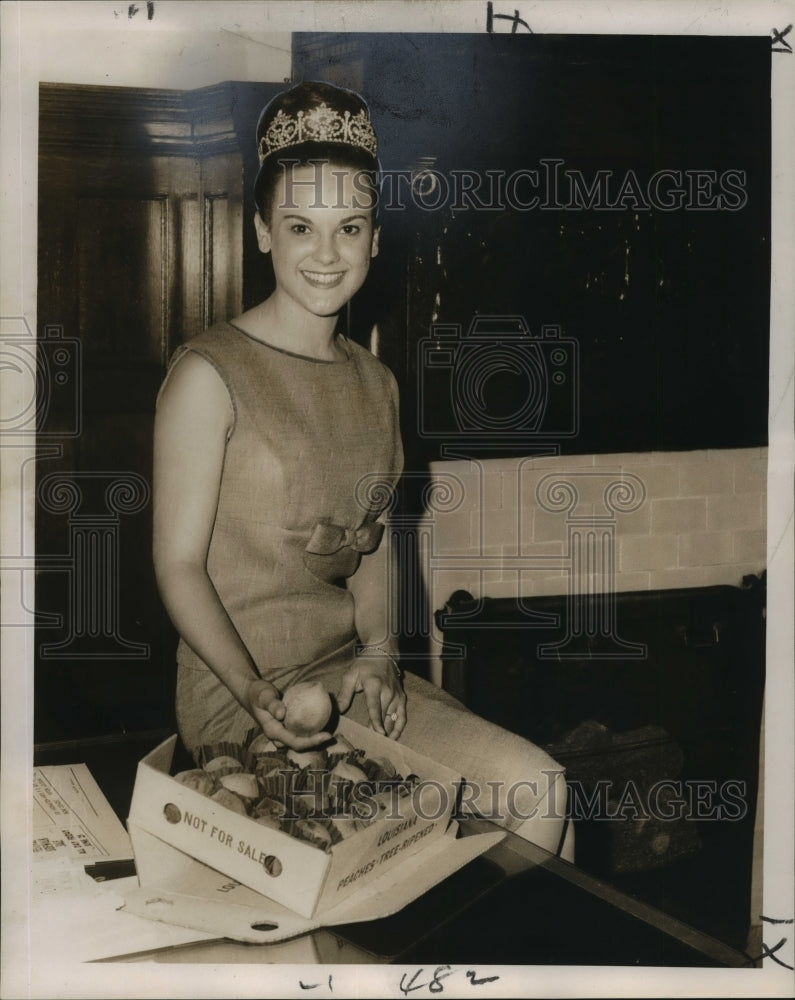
258 103 378 162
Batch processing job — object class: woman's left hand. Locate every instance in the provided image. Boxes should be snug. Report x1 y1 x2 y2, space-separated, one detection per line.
336 656 407 740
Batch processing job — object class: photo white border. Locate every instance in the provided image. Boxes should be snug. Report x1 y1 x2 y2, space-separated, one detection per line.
1 2 793 997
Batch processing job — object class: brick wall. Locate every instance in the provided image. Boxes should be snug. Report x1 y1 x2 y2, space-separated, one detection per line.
420 447 767 683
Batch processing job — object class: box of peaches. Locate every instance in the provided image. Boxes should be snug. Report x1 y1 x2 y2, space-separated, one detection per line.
124 682 505 938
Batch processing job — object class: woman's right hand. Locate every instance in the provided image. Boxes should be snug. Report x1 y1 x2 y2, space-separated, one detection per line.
245 678 333 751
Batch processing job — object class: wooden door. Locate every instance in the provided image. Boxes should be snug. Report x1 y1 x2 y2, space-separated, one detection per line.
35 81 277 745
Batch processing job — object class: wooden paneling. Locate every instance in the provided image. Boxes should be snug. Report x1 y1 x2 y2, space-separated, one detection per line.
76 196 169 364
35 82 276 744
201 153 244 333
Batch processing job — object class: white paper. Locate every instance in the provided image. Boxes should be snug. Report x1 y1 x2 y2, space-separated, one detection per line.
33 764 133 864
30 874 218 964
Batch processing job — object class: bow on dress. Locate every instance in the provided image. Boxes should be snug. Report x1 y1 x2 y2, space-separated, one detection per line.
305 519 385 555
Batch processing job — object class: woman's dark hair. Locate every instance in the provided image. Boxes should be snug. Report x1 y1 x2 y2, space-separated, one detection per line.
254 81 380 225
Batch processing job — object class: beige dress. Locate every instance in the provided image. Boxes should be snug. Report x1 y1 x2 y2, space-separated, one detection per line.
159 322 566 838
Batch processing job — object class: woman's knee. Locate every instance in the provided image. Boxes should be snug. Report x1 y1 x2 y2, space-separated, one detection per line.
509 773 574 860
456 747 566 831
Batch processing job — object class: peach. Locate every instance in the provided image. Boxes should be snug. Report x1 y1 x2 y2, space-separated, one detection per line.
282 681 333 737
285 746 327 770
210 787 249 815
248 734 282 756
172 769 217 796
204 755 243 774
219 772 259 800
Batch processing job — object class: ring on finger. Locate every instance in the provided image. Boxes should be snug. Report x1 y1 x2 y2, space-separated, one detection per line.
390 711 398 722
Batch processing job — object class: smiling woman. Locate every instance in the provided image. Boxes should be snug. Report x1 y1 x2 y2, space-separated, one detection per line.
249 85 381 347
250 162 380 342
153 81 403 756
152 81 572 854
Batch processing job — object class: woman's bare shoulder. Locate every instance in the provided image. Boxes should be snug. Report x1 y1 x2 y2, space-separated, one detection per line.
156 347 235 435
161 347 226 394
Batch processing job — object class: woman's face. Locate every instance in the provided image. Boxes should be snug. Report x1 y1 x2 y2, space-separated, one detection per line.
255 161 379 321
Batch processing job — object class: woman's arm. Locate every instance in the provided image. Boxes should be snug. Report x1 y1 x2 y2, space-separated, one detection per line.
338 527 406 739
153 351 330 750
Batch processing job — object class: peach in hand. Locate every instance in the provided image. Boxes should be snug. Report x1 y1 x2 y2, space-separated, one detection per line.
282 681 333 737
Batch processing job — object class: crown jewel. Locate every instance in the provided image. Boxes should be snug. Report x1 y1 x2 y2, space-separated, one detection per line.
258 103 378 162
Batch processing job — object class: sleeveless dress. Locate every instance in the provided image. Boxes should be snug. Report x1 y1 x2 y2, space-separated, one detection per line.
160 322 569 844
160 322 402 750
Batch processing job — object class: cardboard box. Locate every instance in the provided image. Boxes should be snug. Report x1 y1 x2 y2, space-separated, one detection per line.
123 819 503 944
126 717 503 939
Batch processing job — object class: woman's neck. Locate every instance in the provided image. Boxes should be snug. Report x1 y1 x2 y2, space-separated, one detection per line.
236 294 345 361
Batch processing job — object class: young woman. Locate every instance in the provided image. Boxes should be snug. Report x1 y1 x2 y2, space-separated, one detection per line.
153 81 572 854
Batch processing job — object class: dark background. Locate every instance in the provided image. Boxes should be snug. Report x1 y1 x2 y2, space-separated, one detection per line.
294 33 770 465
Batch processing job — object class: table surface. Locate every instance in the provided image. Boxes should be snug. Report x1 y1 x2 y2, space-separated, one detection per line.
102 818 755 968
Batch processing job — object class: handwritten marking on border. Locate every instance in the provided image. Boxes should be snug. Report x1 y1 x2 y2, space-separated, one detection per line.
771 24 792 53
486 1 532 34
